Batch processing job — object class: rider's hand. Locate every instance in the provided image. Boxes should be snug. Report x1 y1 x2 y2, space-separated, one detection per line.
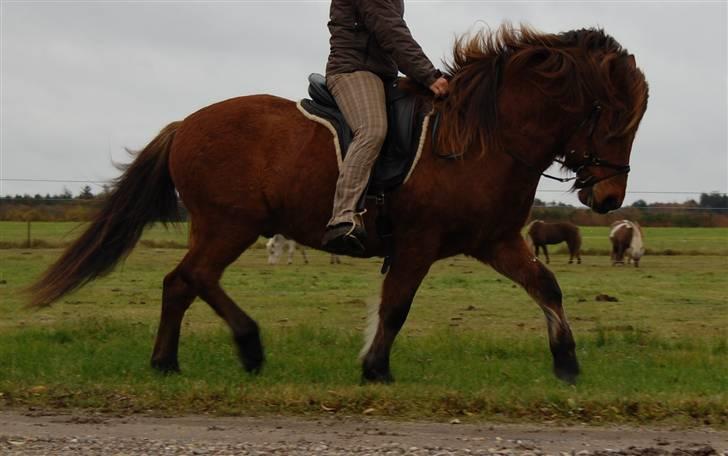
429 77 449 97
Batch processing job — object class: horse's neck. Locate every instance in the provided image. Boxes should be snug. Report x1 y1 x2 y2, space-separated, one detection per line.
427 109 545 232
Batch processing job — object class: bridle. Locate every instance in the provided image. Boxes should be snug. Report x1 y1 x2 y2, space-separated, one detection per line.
432 100 632 189
506 101 631 188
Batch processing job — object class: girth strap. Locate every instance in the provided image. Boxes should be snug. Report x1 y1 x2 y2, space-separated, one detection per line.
373 192 394 274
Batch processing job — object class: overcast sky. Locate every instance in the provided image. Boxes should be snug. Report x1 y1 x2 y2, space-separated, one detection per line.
1 1 726 205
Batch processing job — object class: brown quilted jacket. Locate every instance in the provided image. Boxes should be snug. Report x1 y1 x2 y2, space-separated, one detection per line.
325 0 441 87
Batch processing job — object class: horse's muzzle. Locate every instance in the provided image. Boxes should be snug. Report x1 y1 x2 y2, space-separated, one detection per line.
579 185 623 214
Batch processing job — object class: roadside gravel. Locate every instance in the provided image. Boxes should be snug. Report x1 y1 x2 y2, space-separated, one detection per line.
1 412 725 455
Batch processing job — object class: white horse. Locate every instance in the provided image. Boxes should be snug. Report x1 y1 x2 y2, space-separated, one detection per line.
265 234 308 265
265 235 341 265
609 220 645 267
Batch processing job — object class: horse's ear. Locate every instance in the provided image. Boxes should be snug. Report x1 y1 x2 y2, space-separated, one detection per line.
626 54 636 70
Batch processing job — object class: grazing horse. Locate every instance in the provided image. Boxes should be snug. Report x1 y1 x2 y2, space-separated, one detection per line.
610 220 645 267
29 25 648 384
266 234 309 265
526 220 582 264
266 235 340 265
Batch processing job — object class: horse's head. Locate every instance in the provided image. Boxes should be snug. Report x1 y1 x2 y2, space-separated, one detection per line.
438 25 648 215
557 35 649 214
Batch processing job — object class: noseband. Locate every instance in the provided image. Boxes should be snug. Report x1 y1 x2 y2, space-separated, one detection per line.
534 101 631 188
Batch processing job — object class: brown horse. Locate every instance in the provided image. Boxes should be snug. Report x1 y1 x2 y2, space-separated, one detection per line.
610 220 645 267
29 25 648 384
526 220 582 264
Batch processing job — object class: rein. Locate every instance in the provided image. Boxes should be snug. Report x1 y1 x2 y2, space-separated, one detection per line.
432 101 631 188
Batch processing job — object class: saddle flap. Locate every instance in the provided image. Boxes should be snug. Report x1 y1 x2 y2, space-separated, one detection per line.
308 73 337 107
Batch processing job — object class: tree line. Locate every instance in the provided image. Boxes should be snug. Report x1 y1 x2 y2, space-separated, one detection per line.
1 188 726 227
531 192 728 227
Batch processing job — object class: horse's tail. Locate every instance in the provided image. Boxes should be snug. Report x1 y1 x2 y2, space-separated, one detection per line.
28 121 182 307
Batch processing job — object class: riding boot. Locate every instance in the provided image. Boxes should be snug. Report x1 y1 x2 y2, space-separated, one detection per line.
322 219 368 256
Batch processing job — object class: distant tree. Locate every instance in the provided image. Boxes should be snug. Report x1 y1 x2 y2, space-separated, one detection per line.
533 198 545 207
78 185 94 199
60 188 73 199
700 192 728 208
632 199 648 208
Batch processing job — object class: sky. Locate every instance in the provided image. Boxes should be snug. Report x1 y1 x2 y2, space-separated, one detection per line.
1 1 726 206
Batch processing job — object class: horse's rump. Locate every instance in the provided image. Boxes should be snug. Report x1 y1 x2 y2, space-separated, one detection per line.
168 95 354 250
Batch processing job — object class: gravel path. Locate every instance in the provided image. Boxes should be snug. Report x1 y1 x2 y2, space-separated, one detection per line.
1 411 726 455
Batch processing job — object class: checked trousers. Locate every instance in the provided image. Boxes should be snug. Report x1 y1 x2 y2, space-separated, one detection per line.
326 70 388 227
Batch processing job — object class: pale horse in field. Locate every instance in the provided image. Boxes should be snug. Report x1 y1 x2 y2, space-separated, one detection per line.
266 234 341 265
609 220 645 267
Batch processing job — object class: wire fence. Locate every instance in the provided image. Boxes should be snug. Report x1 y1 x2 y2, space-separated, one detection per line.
2 199 728 210
2 178 728 234
1 177 726 196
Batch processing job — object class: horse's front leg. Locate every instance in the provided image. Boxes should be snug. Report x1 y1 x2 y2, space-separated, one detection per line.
476 236 579 384
360 244 435 383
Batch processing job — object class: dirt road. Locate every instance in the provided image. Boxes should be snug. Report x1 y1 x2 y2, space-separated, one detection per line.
1 411 726 455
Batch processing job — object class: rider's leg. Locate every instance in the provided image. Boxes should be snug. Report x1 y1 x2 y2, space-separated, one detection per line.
322 70 387 255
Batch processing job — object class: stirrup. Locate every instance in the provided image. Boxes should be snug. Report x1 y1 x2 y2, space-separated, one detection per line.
322 223 367 256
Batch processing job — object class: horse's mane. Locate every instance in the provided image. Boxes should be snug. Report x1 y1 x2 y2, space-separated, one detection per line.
438 23 649 156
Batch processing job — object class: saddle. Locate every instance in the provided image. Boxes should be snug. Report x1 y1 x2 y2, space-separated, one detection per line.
300 73 428 195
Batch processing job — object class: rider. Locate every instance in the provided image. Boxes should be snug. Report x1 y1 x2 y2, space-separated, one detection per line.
321 0 449 255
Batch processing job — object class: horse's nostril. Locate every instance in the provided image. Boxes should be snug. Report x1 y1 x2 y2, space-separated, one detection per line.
601 196 621 212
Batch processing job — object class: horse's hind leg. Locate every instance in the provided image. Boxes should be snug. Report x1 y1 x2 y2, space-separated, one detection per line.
478 236 579 384
542 245 550 264
151 259 197 372
154 224 264 373
361 244 434 383
568 244 581 264
299 245 309 264
286 240 295 265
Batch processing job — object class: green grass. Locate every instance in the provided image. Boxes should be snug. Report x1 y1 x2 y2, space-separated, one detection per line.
0 246 726 425
1 222 727 254
1 321 725 423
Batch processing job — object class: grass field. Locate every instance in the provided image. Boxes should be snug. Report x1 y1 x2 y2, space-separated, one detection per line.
1 221 727 255
0 225 726 425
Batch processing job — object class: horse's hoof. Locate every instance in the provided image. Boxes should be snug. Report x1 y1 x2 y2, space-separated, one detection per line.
553 356 580 385
235 332 265 374
361 370 394 384
151 358 181 374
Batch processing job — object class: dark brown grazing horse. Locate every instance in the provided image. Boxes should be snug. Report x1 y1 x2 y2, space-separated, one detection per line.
29 25 648 385
526 220 582 264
